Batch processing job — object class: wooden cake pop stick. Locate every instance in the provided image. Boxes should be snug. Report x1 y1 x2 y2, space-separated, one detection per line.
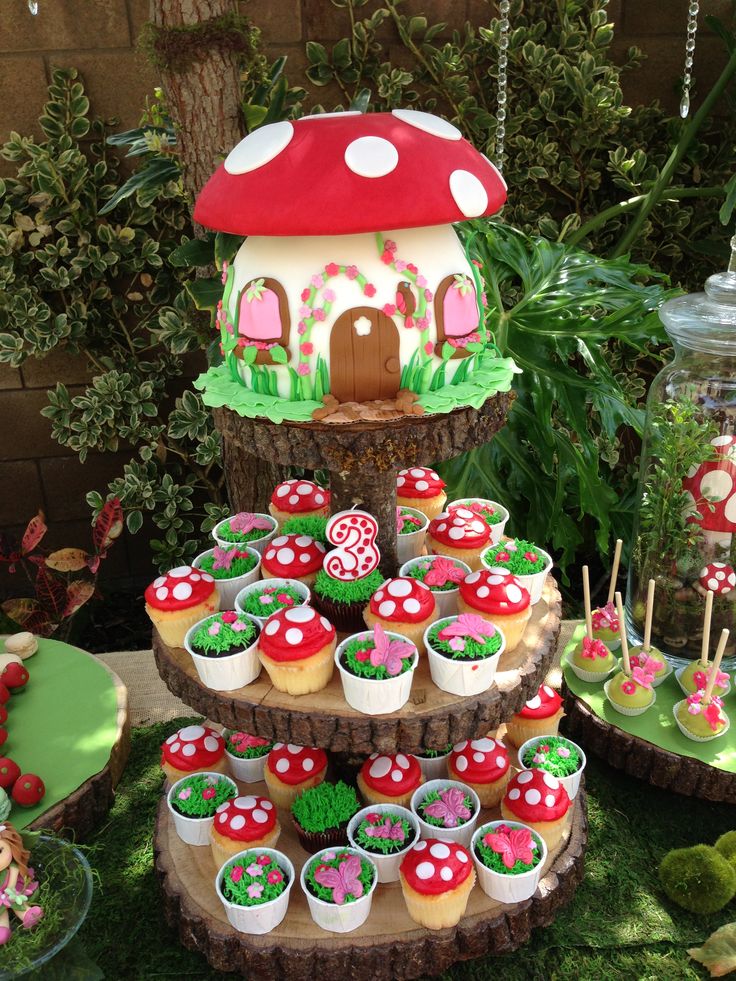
643 578 655 653
583 565 593 639
607 539 623 605
615 591 630 675
700 590 714 667
703 628 728 704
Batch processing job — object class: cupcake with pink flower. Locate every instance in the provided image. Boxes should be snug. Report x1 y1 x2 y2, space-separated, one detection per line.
210 794 281 868
184 611 261 691
167 771 237 846
194 544 261 608
212 511 277 554
216 848 295 935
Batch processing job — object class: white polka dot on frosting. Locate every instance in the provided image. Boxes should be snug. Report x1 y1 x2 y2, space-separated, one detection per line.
217 811 228 822
470 520 486 535
542 772 560 790
235 796 256 809
397 477 405 487
315 493 325 505
275 758 289 774
543 686 555 698
525 788 541 806
415 480 429 492
277 547 295 565
454 508 474 520
437 523 447 533
302 758 315 772
473 752 486 763
276 484 290 497
454 740 468 752
265 620 280 636
392 108 462 141
378 600 396 617
191 573 201 581
170 567 191 578
180 726 205 741
169 742 180 754
390 769 404 782
203 736 220 753
454 755 468 772
506 584 523 604
517 771 534 785
181 744 196 757
525 695 542 710
440 866 453 881
297 483 313 495
416 861 435 880
289 495 300 506
262 800 273 810
166 734 178 745
344 136 399 178
295 536 313 547
449 169 489 218
403 598 421 615
287 744 302 754
374 591 385 602
414 840 428 851
153 576 166 588
388 579 412 598
472 738 495 751
300 553 311 563
225 120 294 176
156 587 168 601
545 794 556 807
476 586 489 599
320 617 332 631
430 842 451 859
448 527 465 541
465 572 481 584
265 550 276 562
252 808 269 824
496 755 506 768
230 815 246 831
273 536 289 547
456 850 468 863
508 788 520 800
284 606 315 623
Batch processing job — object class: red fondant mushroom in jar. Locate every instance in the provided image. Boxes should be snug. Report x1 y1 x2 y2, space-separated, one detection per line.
698 562 736 595
682 434 736 566
261 533 326 586
427 506 491 571
269 479 331 527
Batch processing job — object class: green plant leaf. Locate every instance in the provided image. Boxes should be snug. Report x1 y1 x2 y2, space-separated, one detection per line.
270 344 288 364
168 237 214 268
214 232 242 269
185 277 223 311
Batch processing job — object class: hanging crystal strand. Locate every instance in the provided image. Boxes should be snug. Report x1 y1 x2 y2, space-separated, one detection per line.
680 1 699 118
495 0 511 171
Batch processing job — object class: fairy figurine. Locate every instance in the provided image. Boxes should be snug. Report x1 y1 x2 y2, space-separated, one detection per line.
0 822 43 943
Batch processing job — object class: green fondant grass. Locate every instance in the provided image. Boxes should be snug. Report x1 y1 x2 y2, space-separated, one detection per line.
220 852 288 907
521 736 582 777
398 509 424 535
341 636 414 680
170 773 235 818
304 850 374 904
314 568 384 604
217 520 275 545
475 827 544 875
419 351 519 413
291 781 360 833
427 622 503 660
239 584 305 617
188 613 258 656
482 539 548 574
197 551 258 579
281 515 329 544
415 742 454 758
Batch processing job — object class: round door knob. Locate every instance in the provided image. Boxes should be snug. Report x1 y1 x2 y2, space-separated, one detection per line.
385 357 400 373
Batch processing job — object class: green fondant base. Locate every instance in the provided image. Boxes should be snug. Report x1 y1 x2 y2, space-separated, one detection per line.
562 625 736 773
4 638 121 829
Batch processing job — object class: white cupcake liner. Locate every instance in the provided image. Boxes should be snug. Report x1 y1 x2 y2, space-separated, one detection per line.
167 772 237 846
347 804 420 883
300 847 378 933
410 779 481 848
517 737 586 800
224 744 269 783
471 820 547 904
673 700 732 743
452 498 509 546
675 664 732 698
481 547 552 605
412 753 450 781
184 613 261 692
193 547 261 609
396 507 430 565
335 631 418 715
567 657 614 684
235 578 311 627
216 847 295 934
603 678 655 717
212 514 277 555
424 617 506 697
399 555 471 620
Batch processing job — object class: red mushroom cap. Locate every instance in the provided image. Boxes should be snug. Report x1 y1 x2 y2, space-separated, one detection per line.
502 769 570 823
698 561 736 594
261 534 326 578
359 752 423 797
11 773 45 807
368 577 435 623
682 435 736 533
396 467 446 500
213 794 277 842
0 758 20 790
161 725 225 772
515 684 563 720
258 606 335 662
428 506 491 550
266 743 328 786
193 111 507 236
1 662 29 690
270 479 330 513
145 566 216 611
459 569 530 615
449 737 509 784
400 838 473 895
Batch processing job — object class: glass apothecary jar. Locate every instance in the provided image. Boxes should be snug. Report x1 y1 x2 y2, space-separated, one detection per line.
626 247 736 667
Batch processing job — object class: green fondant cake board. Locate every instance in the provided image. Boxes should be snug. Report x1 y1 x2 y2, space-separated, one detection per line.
5 638 121 828
562 624 736 772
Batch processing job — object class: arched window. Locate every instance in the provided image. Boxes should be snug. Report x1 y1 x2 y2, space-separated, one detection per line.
235 277 291 364
433 273 479 359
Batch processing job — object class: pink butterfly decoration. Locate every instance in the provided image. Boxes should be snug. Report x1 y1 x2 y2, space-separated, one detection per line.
591 600 619 632
631 666 654 690
423 787 471 828
369 623 414 677
438 613 495 645
487 827 535 869
313 855 364 905
581 636 609 660
424 557 465 587
396 507 423 533
230 732 269 752
364 818 405 842
693 668 728 690
229 512 273 535
212 546 238 571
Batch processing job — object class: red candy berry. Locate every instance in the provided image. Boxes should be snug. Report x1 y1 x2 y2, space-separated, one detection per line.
0 758 20 790
11 773 45 807
0 729 6 750
1 663 29 690
0 684 10 706
0 705 7 726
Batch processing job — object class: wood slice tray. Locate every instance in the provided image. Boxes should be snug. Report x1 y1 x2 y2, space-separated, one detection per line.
561 681 736 804
153 577 561 754
154 777 586 980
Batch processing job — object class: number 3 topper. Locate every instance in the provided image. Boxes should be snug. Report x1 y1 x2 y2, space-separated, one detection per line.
324 509 381 582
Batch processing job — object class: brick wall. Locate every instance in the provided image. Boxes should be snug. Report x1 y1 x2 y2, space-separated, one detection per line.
0 0 730 585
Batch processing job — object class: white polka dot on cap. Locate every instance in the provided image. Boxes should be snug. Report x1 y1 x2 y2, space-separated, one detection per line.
525 695 542 710
545 794 556 808
396 754 410 769
181 744 196 757
416 861 435 880
252 808 269 824
414 840 428 851
387 579 412 598
203 736 220 753
284 606 315 623
378 600 396 617
525 788 541 806
179 725 205 741
302 757 315 772
284 627 303 645
277 547 295 565
430 842 450 859
440 866 453 881
172 581 192 601
235 796 256 809
517 770 534 785
369 757 392 779
454 756 468 772
275 758 289 773
456 850 469 863
230 814 246 831
403 598 421 615
465 572 481 584
542 772 560 790
265 619 280 636
508 788 520 800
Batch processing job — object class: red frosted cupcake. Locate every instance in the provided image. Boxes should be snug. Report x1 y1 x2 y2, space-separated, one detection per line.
505 684 564 747
447 736 510 807
458 570 531 652
396 467 447 521
363 577 436 655
269 479 330 528
145 566 218 648
357 753 424 809
257 606 336 696
261 534 326 587
210 794 280 868
426 506 491 571
500 768 571 849
399 838 476 929
161 724 226 782
263 743 328 809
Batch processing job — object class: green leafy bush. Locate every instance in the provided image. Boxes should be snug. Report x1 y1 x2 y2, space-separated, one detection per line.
659 844 736 915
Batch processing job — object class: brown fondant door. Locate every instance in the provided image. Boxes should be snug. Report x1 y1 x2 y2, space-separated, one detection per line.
329 306 401 403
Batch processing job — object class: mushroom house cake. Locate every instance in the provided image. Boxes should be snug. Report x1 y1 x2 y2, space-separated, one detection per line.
193 110 518 423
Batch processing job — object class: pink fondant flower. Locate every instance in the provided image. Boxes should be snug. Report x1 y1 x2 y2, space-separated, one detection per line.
381 250 393 264
230 865 244 883
488 827 535 869
345 265 359 279
276 592 294 605
424 341 433 355
416 317 429 329
383 303 397 316
322 851 336 862
311 273 324 288
364 283 376 297
208 622 221 636
313 307 326 321
592 601 619 632
297 363 310 376
323 288 336 303
231 619 250 632
301 288 311 302
621 680 636 695
212 545 239 571
448 637 466 652
257 854 271 866
177 787 192 801
385 239 397 253
532 752 546 764
325 262 340 277
439 613 496 644
247 883 264 899
221 611 238 624
354 648 370 662
230 732 269 752
404 316 415 329
407 263 418 273
424 289 433 301
557 746 571 758
395 259 407 272
229 512 273 535
523 551 538 562
297 321 307 335
631 666 655 690
416 274 427 287
581 636 610 660
202 786 216 800
267 869 283 884
246 863 263 876
366 813 381 823
704 701 724 731
495 551 511 563
299 304 311 318
300 342 314 356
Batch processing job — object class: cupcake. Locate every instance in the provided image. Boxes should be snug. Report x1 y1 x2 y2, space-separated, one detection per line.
424 613 505 697
193 546 260 609
447 737 510 807
568 635 617 683
628 645 672 687
216 848 294 935
261 534 326 587
145 566 218 648
676 660 731 698
167 771 237 846
291 780 361 853
362 577 436 655
312 567 385 634
517 735 586 799
161 725 227 783
412 744 453 781
258 606 336 696
500 769 571 849
399 838 476 930
357 753 423 808
281 514 329 545
210 795 281 868
235 578 311 627
270 479 330 528
301 847 377 934
396 467 447 520
590 600 621 651
184 610 261 691
472 820 546 904
347 805 420 883
452 498 509 544
396 507 430 565
481 539 552 604
427 506 491 571
604 668 656 717
457 569 531 652
411 779 481 847
674 691 730 742
223 731 273 783
504 684 565 748
263 743 328 810
211 512 277 554
334 626 419 715
400 554 470 619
